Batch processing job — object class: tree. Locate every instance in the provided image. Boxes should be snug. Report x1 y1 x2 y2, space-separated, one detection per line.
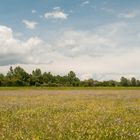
42 72 54 84
6 66 14 79
0 74 4 86
6 66 29 86
67 71 80 86
136 80 140 86
14 66 29 81
120 77 130 86
131 77 137 86
32 69 43 85
2 66 140 87
83 79 94 87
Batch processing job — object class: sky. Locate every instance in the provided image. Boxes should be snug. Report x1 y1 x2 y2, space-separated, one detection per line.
0 0 140 80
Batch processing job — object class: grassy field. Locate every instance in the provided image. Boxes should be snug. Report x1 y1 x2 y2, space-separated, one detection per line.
1 86 140 90
0 90 140 140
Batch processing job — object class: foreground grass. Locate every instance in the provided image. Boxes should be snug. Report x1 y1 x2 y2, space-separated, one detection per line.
0 90 140 140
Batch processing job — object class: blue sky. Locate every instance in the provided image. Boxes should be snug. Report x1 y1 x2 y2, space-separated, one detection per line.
1 0 139 34
0 0 140 80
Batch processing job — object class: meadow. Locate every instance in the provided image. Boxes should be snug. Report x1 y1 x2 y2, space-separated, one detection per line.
0 89 140 140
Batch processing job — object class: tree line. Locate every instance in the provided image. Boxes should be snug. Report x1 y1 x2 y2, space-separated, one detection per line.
0 66 140 87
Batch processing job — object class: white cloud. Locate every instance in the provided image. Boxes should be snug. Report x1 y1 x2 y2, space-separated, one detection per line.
22 20 38 29
81 1 90 6
119 10 139 19
1 21 140 80
46 21 140 79
44 10 68 20
0 25 51 66
52 30 115 57
32 10 37 14
53 7 61 10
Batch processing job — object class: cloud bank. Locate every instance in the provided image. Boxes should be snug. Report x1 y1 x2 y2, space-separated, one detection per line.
1 21 140 79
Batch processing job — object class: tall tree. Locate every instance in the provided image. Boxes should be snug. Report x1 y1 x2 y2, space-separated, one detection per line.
0 74 4 86
32 69 43 85
68 71 80 86
120 77 130 86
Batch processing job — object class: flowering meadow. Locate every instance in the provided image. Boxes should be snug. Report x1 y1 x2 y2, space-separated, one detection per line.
0 90 140 140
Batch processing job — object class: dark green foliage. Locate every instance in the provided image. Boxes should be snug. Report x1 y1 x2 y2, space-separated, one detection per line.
32 69 43 85
5 66 30 86
0 74 4 86
131 77 137 86
0 66 140 87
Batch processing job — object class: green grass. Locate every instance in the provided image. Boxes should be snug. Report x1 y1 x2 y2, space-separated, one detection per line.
0 90 140 140
1 86 140 90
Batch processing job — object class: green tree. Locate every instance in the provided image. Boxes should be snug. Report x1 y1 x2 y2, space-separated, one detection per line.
32 69 43 86
84 79 94 87
136 80 140 86
67 71 80 86
0 74 4 86
120 77 130 87
42 72 54 84
6 66 29 86
131 77 137 86
6 66 14 79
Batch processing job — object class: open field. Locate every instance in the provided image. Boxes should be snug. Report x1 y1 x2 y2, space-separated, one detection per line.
0 90 140 140
1 86 140 91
